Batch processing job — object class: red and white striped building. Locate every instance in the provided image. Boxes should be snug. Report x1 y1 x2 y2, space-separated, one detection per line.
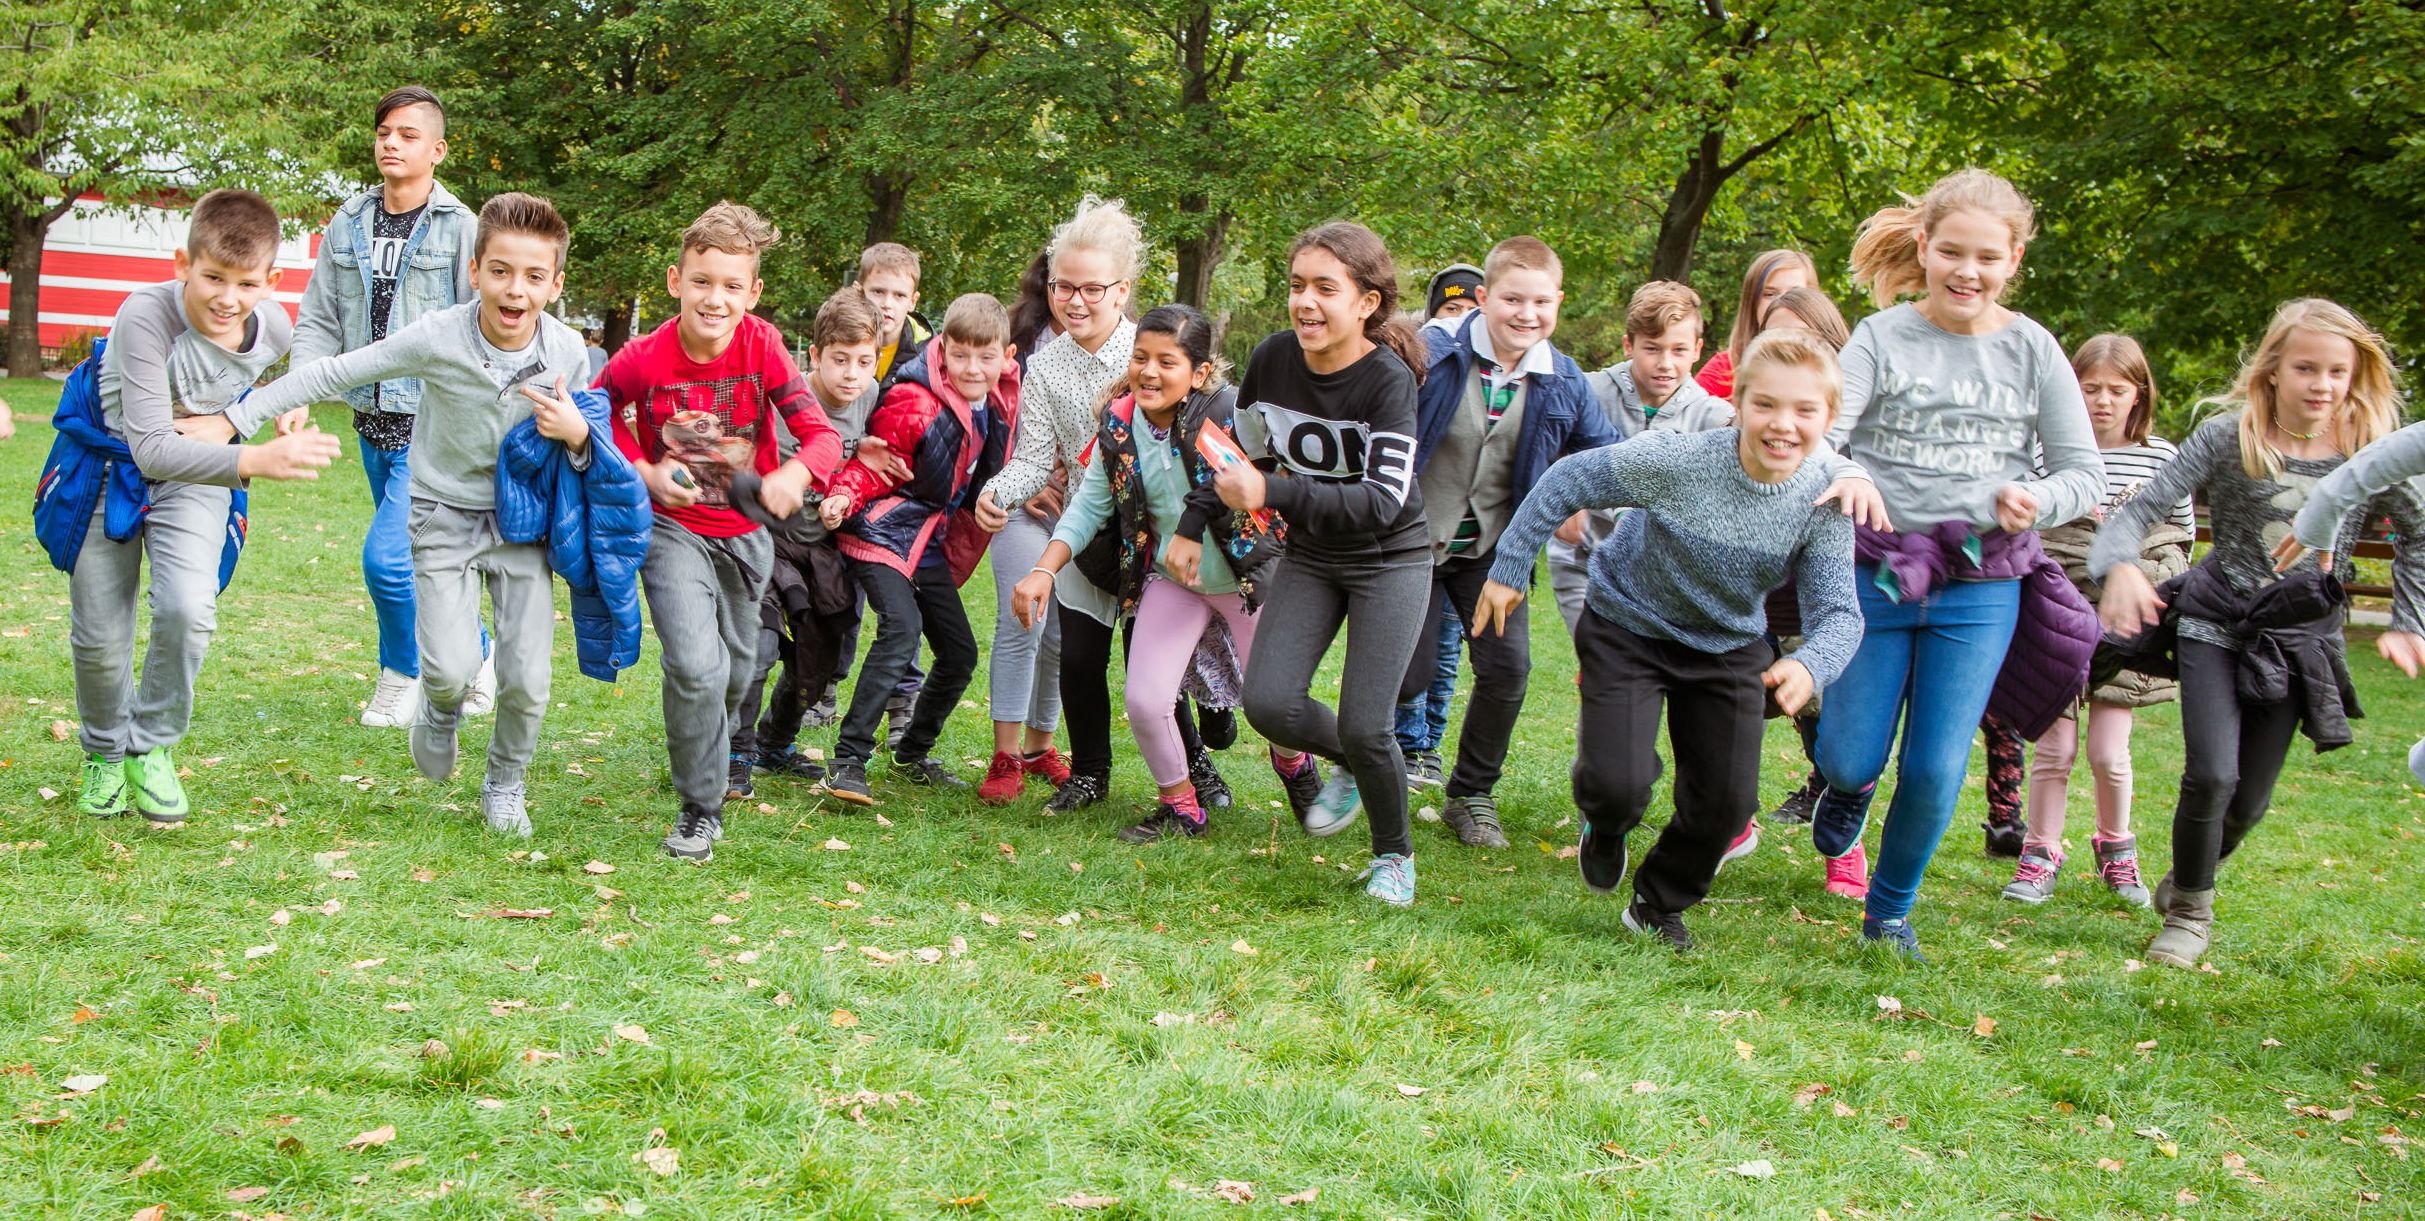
0 193 322 354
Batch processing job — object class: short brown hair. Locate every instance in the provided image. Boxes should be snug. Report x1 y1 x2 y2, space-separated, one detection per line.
812 286 883 350
939 292 1010 348
375 86 445 135
474 192 570 270
2072 333 2159 445
187 189 281 272
1482 235 1562 287
1626 280 1703 341
857 242 921 286
681 201 779 267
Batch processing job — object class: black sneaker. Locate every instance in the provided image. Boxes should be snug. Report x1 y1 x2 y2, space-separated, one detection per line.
1405 749 1445 789
895 755 969 788
727 754 755 800
883 693 914 754
1622 897 1694 952
807 682 840 728
1579 820 1628 894
821 760 876 806
1046 772 1110 813
1442 794 1508 848
1277 756 1323 821
663 807 717 861
1188 748 1233 809
755 747 826 782
1983 818 2024 858
1118 804 1207 844
1767 775 1820 826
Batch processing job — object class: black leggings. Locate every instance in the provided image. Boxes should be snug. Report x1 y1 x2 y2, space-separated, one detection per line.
2171 638 2302 891
1059 607 1201 783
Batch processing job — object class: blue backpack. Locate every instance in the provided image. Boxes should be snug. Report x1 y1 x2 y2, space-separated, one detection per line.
32 336 249 590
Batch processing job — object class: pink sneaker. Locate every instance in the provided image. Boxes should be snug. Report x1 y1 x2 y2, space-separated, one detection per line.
1824 843 1870 900
1717 822 1760 869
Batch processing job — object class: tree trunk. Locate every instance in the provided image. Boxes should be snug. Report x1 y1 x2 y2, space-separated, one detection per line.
602 300 633 352
863 170 909 247
1650 127 1727 284
1172 197 1230 312
6 205 49 376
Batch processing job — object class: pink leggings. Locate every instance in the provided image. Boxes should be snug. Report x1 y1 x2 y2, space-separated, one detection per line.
2025 701 2134 853
1128 577 1259 787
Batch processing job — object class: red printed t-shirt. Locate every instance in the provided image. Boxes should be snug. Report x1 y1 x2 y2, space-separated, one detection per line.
599 313 843 538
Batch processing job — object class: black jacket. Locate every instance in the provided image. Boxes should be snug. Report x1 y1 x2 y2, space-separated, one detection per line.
2096 560 2360 751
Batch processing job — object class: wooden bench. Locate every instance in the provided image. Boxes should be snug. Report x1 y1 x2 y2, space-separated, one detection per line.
2191 520 2394 599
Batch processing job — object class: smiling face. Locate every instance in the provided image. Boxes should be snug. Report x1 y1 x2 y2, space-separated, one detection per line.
858 269 918 338
1049 246 1131 351
473 231 565 349
373 102 445 189
175 250 282 350
1916 208 2022 331
1734 361 1837 484
2271 328 2358 430
942 337 1008 404
1478 266 1561 365
809 338 879 410
1623 320 1703 409
668 246 764 358
1128 328 1210 418
2078 362 2140 448
1288 246 1378 362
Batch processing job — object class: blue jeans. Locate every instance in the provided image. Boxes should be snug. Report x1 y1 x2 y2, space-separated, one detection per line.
361 444 422 676
1393 588 1461 752
1815 569 2020 923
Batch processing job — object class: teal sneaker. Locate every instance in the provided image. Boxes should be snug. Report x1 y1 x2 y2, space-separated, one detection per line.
1302 766 1362 838
125 748 190 824
78 753 128 818
1362 853 1415 907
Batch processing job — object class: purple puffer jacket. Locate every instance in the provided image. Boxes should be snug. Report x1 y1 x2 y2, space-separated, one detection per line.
1855 521 2099 741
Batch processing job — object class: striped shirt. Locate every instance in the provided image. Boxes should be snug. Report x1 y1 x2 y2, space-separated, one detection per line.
2095 438 2196 531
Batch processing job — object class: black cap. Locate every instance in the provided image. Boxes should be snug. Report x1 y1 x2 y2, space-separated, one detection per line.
1426 263 1485 319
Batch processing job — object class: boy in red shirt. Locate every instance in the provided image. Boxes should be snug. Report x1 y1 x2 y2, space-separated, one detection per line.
599 202 842 861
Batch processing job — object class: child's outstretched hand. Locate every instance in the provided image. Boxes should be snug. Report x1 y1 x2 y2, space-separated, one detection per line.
2381 630 2424 678
819 492 853 530
273 406 314 436
1993 483 2040 534
1814 475 1892 532
237 425 342 482
855 435 913 484
1763 658 1815 717
1471 579 1524 638
759 462 812 519
2269 533 2333 574
2098 563 2166 638
524 377 589 453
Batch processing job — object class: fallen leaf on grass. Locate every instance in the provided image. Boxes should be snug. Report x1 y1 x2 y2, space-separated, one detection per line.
583 860 615 875
1972 1014 1998 1039
830 1010 859 1029
478 908 554 920
1832 1100 1859 1118
71 1006 101 1024
1394 1083 1427 1097
226 1186 273 1203
48 720 71 741
37 787 59 802
1278 1187 1319 1205
130 1154 163 1178
130 1207 167 1221
822 839 851 852
771 992 792 1009
1734 1039 1756 1060
59 1074 107 1095
1875 995 1903 1014
521 1049 562 1064
269 909 292 927
1055 1194 1120 1210
244 944 277 960
1214 1179 1255 1203
1792 1083 1832 1108
344 1125 396 1151
980 912 1002 926
410 868 436 883
634 1145 679 1176
2096 1157 2123 1173
912 947 943 964
1630 1081 1661 1094
861 946 899 965
1730 1159 1776 1180
612 1024 650 1045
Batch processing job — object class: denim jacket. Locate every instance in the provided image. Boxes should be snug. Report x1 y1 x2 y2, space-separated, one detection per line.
289 180 476 415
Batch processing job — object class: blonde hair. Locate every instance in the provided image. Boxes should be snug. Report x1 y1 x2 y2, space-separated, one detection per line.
1483 235 1562 287
940 292 1011 348
2222 298 2401 481
1047 194 1144 282
681 201 780 264
1736 328 1843 418
1626 280 1703 341
1725 250 1817 364
1849 168 2036 308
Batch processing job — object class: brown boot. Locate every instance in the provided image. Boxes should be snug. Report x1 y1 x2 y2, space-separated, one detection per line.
2145 872 2213 969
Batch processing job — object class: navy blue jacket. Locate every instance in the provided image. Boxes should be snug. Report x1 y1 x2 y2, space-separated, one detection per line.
496 388 651 681
1411 313 1620 510
33 337 247 590
831 337 1019 584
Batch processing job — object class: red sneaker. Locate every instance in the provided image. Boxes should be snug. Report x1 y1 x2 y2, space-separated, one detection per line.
1824 843 1870 900
1021 746 1072 787
1717 822 1760 869
978 751 1026 805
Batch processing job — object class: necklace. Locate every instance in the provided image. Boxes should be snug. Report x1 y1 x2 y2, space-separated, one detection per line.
2278 419 2327 442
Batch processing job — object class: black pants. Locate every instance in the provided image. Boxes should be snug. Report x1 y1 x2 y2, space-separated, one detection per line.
2172 637 2302 891
1397 556 1531 798
836 560 978 765
1060 606 1201 782
1572 610 1768 914
733 603 852 758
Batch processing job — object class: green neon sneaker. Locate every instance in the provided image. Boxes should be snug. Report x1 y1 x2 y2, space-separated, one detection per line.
125 748 190 824
79 753 129 818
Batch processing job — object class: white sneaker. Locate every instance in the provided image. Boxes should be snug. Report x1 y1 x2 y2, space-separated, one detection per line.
462 655 498 718
361 668 423 729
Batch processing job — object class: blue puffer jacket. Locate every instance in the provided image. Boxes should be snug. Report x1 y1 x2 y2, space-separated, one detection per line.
1411 312 1620 508
496 388 651 681
32 337 247 590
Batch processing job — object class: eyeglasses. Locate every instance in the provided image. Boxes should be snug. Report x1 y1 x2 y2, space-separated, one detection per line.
1048 279 1126 303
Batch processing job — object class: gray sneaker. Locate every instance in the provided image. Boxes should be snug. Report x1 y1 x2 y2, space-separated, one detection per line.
883 693 914 754
807 682 840 729
1362 853 1416 907
481 781 531 838
1404 749 1445 789
1302 766 1362 838
410 716 459 782
2000 849 2062 904
662 807 716 862
1441 794 1508 848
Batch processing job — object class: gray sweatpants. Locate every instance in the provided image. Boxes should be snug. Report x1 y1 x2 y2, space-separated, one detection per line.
69 481 229 759
410 500 555 786
986 509 1063 732
1547 536 1591 635
642 520 772 815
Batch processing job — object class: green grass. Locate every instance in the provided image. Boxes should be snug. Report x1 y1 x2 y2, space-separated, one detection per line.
1 373 2420 1218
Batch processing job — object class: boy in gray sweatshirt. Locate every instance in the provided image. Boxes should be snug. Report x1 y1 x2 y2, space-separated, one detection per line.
69 190 342 824
229 193 591 837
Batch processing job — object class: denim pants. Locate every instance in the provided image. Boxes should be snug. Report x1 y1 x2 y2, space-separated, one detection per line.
361 444 422 676
1815 568 2020 923
1393 588 1461 752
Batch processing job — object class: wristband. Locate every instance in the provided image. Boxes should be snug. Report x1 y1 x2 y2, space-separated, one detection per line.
1029 566 1056 578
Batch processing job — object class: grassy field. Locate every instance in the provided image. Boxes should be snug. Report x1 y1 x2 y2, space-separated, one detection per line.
0 374 2419 1219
